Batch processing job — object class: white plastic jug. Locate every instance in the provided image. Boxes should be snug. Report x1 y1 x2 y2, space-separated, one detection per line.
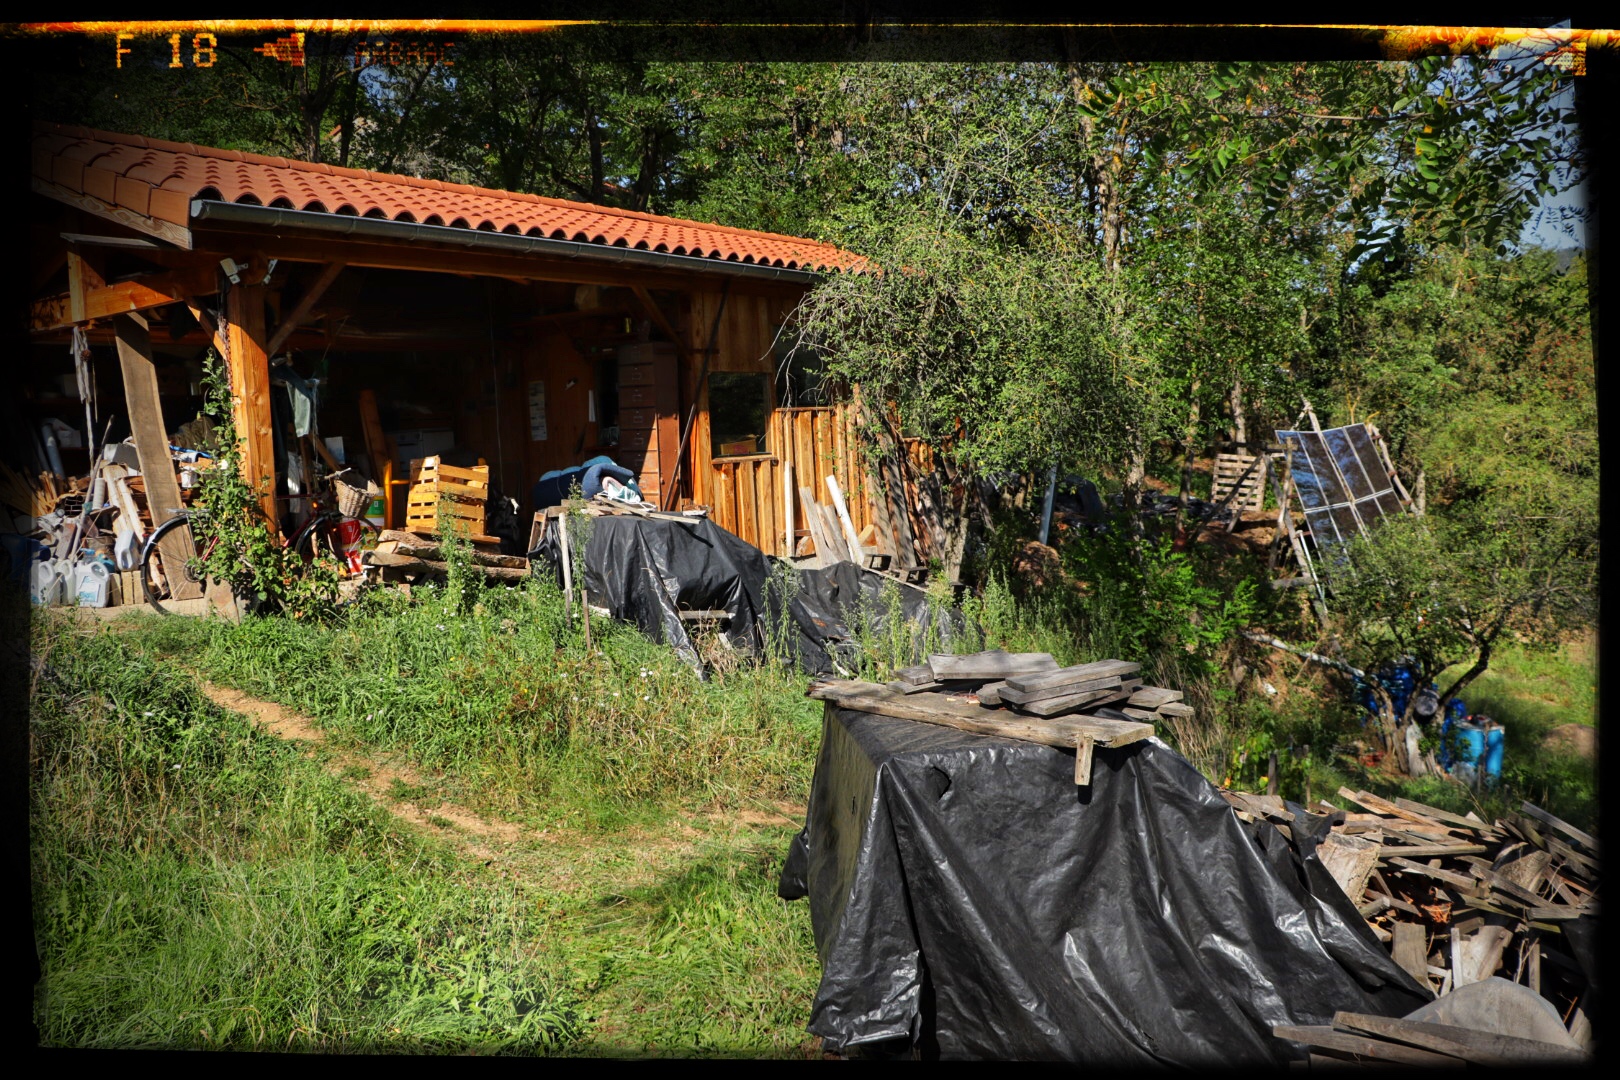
75 560 111 608
30 559 65 606
115 529 140 570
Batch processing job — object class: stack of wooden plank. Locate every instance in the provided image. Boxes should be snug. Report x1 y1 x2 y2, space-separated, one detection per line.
1273 1009 1590 1067
404 456 494 542
888 650 1193 725
809 670 1156 788
1222 786 1597 1055
361 528 528 583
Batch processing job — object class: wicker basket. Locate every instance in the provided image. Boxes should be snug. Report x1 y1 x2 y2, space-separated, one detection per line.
333 473 380 519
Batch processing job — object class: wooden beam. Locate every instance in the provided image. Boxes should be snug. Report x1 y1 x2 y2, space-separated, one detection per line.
66 249 106 325
629 285 698 368
34 262 219 331
33 176 194 249
808 679 1154 759
113 314 203 600
191 233 807 296
267 261 345 356
357 388 394 523
225 283 278 527
62 232 166 250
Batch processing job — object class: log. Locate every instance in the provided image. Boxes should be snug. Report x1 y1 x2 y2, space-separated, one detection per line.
375 530 527 568
363 551 529 581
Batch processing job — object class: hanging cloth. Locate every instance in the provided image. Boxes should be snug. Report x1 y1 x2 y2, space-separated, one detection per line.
280 366 318 438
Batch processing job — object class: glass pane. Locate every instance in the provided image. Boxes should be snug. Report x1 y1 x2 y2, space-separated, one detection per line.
709 372 769 457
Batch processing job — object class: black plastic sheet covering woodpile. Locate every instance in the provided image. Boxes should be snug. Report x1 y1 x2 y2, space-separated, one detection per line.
530 514 963 674
775 706 1431 1063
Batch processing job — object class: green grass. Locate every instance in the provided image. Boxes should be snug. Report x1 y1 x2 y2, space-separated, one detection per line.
32 571 831 1056
114 572 825 829
29 554 1596 1054
29 616 581 1053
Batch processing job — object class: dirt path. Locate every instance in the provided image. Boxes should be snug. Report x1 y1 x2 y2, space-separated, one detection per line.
192 678 804 892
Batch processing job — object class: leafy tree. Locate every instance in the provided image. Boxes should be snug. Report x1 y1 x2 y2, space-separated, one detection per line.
1325 249 1596 774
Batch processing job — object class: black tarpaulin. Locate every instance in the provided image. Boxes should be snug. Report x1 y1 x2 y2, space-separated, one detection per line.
530 514 962 674
778 706 1431 1063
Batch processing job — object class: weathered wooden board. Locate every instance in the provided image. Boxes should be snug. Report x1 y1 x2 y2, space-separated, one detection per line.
1272 1024 1463 1067
1127 686 1184 708
999 675 1122 706
1013 685 1123 718
115 314 202 600
893 664 936 686
926 650 1058 681
1331 1012 1588 1067
1005 659 1140 694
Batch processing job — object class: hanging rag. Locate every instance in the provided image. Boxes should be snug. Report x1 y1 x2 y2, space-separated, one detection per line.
281 367 318 438
71 326 97 430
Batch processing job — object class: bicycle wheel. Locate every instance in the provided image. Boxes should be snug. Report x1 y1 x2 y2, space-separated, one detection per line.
291 512 379 577
140 512 207 615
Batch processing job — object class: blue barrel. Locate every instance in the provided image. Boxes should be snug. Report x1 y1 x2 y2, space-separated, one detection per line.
1484 726 1505 784
1453 721 1486 768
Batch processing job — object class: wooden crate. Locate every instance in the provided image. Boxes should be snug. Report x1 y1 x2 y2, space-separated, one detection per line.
404 456 489 536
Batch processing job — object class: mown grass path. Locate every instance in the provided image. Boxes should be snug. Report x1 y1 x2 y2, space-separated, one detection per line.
185 674 823 1058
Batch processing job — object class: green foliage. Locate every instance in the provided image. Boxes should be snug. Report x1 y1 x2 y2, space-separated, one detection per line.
190 354 342 620
1059 530 1259 681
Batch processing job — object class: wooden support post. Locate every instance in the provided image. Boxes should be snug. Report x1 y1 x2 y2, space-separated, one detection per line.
1075 734 1095 786
357 388 395 527
114 313 203 600
225 281 277 528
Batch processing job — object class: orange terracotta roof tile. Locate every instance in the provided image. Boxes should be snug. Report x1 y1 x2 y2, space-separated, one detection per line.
33 122 867 274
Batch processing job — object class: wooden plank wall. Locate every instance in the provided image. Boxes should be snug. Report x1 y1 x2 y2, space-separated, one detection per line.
677 287 886 558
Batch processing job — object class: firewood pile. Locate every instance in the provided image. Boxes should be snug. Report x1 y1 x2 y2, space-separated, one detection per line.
1223 786 1597 1059
360 528 529 584
891 650 1193 723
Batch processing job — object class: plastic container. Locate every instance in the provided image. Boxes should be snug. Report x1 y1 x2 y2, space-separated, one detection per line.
364 495 386 529
30 559 66 606
1483 724 1505 784
74 559 111 608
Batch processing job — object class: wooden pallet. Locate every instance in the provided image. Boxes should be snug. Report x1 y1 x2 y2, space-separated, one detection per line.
1211 452 1266 513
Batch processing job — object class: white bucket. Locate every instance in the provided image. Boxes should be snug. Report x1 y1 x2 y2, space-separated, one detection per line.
75 560 111 608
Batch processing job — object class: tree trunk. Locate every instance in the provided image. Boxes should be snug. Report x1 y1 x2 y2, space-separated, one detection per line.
1175 376 1202 536
1231 376 1247 449
1414 466 1427 516
587 102 606 204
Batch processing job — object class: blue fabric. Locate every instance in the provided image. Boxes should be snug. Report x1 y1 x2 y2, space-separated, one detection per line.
583 461 637 499
531 457 640 510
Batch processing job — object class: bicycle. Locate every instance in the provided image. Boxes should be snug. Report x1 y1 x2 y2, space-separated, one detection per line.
139 492 379 615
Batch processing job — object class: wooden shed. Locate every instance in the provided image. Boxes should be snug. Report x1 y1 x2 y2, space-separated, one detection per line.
25 122 891 560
